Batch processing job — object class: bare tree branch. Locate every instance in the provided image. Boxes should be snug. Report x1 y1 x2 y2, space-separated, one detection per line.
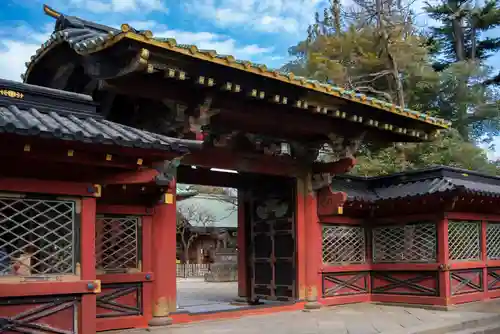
176 203 216 263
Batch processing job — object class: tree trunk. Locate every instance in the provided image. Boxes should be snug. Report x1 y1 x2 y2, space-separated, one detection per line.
332 0 342 35
375 0 405 107
451 14 466 61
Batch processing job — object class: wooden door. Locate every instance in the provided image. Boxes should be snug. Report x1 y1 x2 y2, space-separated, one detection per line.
95 214 151 331
247 178 296 302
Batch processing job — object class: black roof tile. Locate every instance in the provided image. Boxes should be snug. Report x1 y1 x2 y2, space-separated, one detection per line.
0 79 202 153
333 166 500 202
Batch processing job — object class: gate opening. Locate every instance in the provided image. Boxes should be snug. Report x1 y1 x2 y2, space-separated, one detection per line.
175 166 297 314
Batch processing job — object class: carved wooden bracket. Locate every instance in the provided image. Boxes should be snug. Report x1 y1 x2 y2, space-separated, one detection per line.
312 157 356 174
311 157 356 191
152 159 180 187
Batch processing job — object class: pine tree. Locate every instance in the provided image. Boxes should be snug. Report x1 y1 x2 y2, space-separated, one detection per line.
425 0 500 73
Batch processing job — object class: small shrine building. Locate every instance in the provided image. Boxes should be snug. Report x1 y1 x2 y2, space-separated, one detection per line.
318 167 500 307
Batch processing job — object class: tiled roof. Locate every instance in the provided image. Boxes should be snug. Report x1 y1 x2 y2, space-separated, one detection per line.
23 5 451 130
0 79 202 153
333 166 500 202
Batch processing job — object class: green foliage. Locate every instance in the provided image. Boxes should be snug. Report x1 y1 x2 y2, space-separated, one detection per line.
435 61 500 142
353 130 499 176
282 0 500 176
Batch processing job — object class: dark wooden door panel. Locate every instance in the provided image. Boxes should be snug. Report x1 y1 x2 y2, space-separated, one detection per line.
247 177 296 302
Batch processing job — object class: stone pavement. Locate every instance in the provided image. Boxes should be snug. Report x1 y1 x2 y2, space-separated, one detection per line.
176 278 241 313
123 303 500 334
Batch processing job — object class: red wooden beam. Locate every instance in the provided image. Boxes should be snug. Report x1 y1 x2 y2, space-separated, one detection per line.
0 280 99 297
97 272 154 284
0 138 147 169
97 315 149 332
447 212 500 222
0 178 96 197
97 204 153 216
371 213 445 225
0 133 183 166
183 148 302 176
320 216 363 225
0 160 107 182
100 168 159 184
448 262 484 270
320 264 371 273
371 263 440 271
371 294 446 306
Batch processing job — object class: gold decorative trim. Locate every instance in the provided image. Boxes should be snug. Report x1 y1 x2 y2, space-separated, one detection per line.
0 89 24 99
43 4 61 19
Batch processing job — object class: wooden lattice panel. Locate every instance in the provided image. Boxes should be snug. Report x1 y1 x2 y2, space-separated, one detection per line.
96 283 143 318
0 196 77 276
448 221 481 261
487 267 500 291
322 272 369 297
371 223 436 263
450 269 483 295
322 225 366 264
371 271 438 296
0 295 78 333
96 216 141 273
487 223 500 260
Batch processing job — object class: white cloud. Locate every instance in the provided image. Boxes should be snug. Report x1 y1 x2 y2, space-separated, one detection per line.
0 40 40 82
62 0 167 14
0 26 51 82
185 0 327 34
154 29 274 59
118 21 275 59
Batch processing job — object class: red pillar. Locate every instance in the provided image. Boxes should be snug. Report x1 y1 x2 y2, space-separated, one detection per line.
481 220 488 300
437 217 451 306
80 197 97 334
236 190 248 300
149 183 177 326
304 173 322 309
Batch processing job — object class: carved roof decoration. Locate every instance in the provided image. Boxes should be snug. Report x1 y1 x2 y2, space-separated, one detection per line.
23 4 451 133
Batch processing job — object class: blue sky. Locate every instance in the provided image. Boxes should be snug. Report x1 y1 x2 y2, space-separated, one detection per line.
0 0 499 155
0 0 329 80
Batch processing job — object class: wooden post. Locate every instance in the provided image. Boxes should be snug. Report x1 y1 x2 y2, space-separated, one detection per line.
437 217 451 305
149 183 177 326
80 197 97 334
481 220 488 300
304 173 322 309
236 190 248 300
